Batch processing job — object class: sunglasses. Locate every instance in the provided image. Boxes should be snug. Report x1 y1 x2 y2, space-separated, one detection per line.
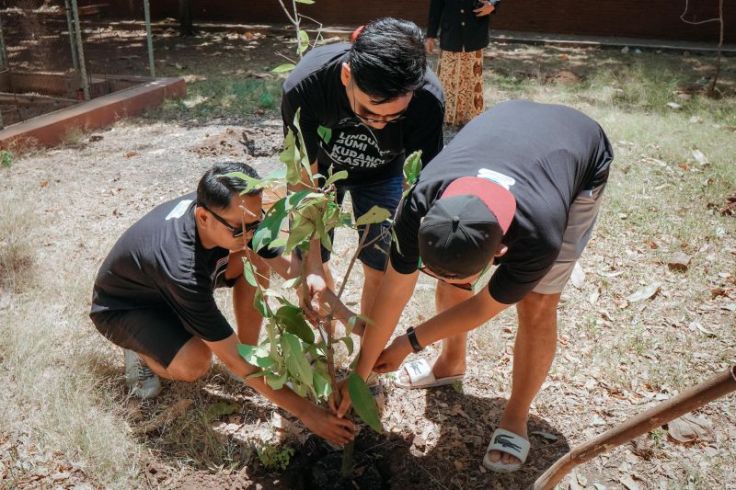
417 258 490 292
349 82 410 125
199 203 262 238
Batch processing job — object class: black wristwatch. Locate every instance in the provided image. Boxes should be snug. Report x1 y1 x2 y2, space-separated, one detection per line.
406 326 424 353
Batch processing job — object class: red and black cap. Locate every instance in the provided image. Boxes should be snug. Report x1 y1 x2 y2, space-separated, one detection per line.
418 177 516 278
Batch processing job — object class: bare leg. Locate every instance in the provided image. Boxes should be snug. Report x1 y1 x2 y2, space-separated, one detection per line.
360 264 384 318
140 337 212 382
487 291 560 465
398 280 473 383
431 280 474 378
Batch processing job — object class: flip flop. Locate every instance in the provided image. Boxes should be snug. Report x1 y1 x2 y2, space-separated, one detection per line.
482 428 530 473
394 358 464 389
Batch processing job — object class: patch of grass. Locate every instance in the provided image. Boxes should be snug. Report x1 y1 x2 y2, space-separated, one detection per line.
0 296 142 487
147 385 254 470
0 195 34 292
61 127 86 147
1 150 13 168
148 77 282 123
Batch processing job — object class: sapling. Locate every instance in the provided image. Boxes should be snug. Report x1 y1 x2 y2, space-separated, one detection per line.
230 110 399 477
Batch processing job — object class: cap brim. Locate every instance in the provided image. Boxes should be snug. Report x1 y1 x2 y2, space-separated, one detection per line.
442 176 516 232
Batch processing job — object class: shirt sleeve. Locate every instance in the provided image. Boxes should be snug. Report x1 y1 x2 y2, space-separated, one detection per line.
389 192 424 274
281 85 321 165
427 0 445 38
160 277 233 342
404 90 444 169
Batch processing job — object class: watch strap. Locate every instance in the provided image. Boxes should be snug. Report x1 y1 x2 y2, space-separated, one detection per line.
406 326 423 353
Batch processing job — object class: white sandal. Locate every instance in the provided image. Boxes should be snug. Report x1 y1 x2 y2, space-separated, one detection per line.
394 358 464 389
483 428 530 473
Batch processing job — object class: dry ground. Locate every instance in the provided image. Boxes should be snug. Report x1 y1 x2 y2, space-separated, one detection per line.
1 14 736 490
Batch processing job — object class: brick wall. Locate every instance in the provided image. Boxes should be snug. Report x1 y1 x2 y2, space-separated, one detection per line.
79 0 733 43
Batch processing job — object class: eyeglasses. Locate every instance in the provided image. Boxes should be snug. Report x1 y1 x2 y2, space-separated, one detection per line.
198 203 262 238
349 82 410 125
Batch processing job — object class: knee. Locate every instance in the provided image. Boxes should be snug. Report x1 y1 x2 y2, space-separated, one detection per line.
517 292 560 332
167 341 212 382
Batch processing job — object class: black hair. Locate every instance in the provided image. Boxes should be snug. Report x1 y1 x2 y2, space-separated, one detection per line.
348 18 426 103
196 161 262 210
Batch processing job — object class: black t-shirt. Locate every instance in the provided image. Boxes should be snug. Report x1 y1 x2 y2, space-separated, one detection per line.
281 43 445 186
391 100 614 304
90 193 279 342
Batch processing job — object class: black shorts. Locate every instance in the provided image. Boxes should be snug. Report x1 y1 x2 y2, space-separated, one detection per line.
90 308 193 368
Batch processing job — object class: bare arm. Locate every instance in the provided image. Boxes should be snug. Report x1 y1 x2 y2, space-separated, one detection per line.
374 289 512 374
204 333 354 445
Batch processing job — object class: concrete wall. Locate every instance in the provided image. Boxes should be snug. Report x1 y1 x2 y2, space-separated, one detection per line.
80 0 734 43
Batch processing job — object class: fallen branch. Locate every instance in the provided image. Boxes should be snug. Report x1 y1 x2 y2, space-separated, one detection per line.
533 365 736 490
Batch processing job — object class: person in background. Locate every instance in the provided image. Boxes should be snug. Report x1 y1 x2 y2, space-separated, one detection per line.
425 0 500 127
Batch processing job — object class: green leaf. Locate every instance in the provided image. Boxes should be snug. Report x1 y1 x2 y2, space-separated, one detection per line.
356 205 391 226
324 169 348 188
315 216 333 251
264 168 287 180
253 190 310 252
281 128 300 184
297 30 310 55
276 305 315 344
285 215 314 253
254 287 270 318
391 227 402 256
237 343 260 364
225 171 264 194
337 336 354 355
254 199 287 251
266 371 288 390
272 63 296 73
295 0 315 3
402 150 423 187
267 236 288 249
317 125 332 144
238 343 276 370
282 333 314 387
281 276 302 289
348 373 383 433
242 258 258 287
313 371 332 400
291 380 308 397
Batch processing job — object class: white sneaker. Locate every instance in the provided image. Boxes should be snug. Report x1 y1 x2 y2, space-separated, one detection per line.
124 349 161 399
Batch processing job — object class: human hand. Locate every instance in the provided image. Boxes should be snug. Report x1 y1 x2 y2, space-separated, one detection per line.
333 378 353 418
424 37 437 54
474 1 495 16
374 335 412 374
301 405 355 446
300 272 328 322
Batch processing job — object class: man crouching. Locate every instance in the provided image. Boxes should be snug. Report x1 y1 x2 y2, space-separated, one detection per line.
90 161 354 446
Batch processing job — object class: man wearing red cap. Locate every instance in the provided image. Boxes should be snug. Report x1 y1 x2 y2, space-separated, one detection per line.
336 100 614 472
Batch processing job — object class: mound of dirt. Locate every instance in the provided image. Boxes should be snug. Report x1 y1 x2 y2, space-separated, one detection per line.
190 126 283 159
